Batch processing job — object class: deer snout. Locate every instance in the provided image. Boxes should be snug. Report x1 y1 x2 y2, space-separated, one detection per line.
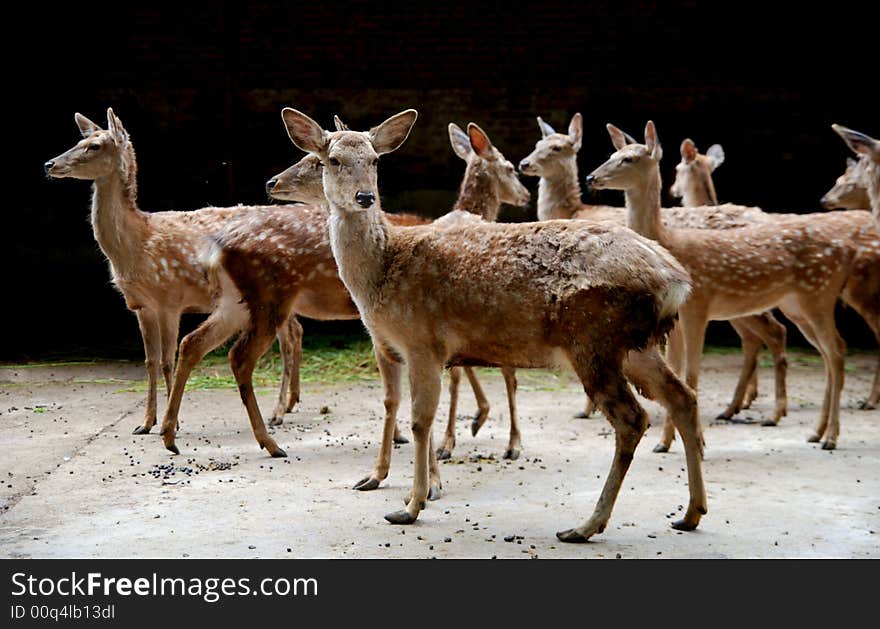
585 174 597 189
518 159 530 173
820 195 834 210
355 191 375 208
44 160 55 175
266 178 278 192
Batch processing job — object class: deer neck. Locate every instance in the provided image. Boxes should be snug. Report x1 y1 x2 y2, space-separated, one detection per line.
90 171 147 271
327 202 389 304
624 167 666 242
537 159 582 220
681 170 717 207
453 160 500 222
867 161 880 218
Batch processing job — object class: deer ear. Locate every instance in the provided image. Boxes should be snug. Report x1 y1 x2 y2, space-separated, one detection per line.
467 123 495 159
369 109 418 155
645 121 663 161
75 113 101 137
448 123 472 160
333 115 349 132
537 116 556 138
706 144 725 171
568 113 583 152
282 108 329 154
680 139 697 163
106 108 128 147
606 124 630 151
833 123 880 162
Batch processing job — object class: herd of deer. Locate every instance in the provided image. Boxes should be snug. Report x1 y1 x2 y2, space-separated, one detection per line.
44 107 879 543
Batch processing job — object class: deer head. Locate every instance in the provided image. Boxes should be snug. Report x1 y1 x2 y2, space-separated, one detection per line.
280 108 417 212
820 156 871 210
45 108 133 182
266 153 326 204
669 139 724 204
518 113 584 177
449 122 530 207
586 121 663 192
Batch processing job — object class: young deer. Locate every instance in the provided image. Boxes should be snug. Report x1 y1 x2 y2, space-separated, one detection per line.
267 123 528 461
44 109 303 432
282 107 707 541
832 124 880 221
679 139 880 412
670 139 789 424
588 120 873 451
520 114 786 423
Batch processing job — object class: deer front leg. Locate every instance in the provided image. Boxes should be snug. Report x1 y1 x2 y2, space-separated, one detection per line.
270 316 302 426
353 346 404 491
436 366 461 460
501 366 521 460
385 357 443 525
653 321 682 452
133 309 162 435
557 355 649 542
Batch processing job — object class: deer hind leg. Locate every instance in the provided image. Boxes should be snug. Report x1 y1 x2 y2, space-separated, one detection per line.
158 310 181 430
133 309 162 434
354 345 406 492
463 366 491 437
159 306 244 454
436 366 461 460
501 366 521 460
755 312 789 424
228 315 287 458
557 351 649 543
842 284 880 409
624 347 706 531
719 318 763 421
385 355 443 525
270 316 302 426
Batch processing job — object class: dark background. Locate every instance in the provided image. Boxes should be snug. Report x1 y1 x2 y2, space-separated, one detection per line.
4 0 876 361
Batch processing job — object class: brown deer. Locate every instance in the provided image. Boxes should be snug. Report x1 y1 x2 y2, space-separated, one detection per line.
281 107 706 541
670 139 789 424
587 120 874 451
520 114 786 424
157 121 531 496
267 122 528 462
43 109 303 433
821 156 873 212
832 124 880 222
679 139 880 411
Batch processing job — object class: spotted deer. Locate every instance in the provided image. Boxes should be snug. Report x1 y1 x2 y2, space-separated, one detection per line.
588 120 874 451
268 122 528 462
821 156 872 211
282 107 706 541
43 109 303 433
157 121 531 486
670 139 789 423
520 114 786 423
679 138 880 411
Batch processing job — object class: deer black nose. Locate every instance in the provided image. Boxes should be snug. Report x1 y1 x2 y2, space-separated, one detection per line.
44 161 54 174
355 191 375 208
585 174 596 189
519 160 530 172
266 178 277 191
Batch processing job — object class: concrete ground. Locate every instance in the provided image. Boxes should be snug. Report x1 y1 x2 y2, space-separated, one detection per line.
0 352 877 559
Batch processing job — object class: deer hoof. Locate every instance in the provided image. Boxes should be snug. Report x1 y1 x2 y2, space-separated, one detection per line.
652 443 670 454
393 434 409 445
428 486 441 501
573 411 591 419
436 448 452 460
671 518 699 531
556 528 591 543
821 440 837 451
503 448 520 461
806 433 821 443
165 444 180 455
132 425 152 435
385 510 418 525
858 399 876 410
268 416 284 427
760 419 778 427
353 476 380 491
270 447 288 458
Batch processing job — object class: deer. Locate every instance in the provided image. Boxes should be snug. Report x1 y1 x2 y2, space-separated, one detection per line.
43 109 305 434
267 122 528 461
678 138 880 412
156 121 531 498
280 106 707 541
519 114 787 425
587 120 875 451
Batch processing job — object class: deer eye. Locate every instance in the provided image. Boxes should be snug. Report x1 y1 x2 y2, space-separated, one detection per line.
551 146 562 152
371 158 379 167
87 144 101 151
622 156 635 164
328 157 340 167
